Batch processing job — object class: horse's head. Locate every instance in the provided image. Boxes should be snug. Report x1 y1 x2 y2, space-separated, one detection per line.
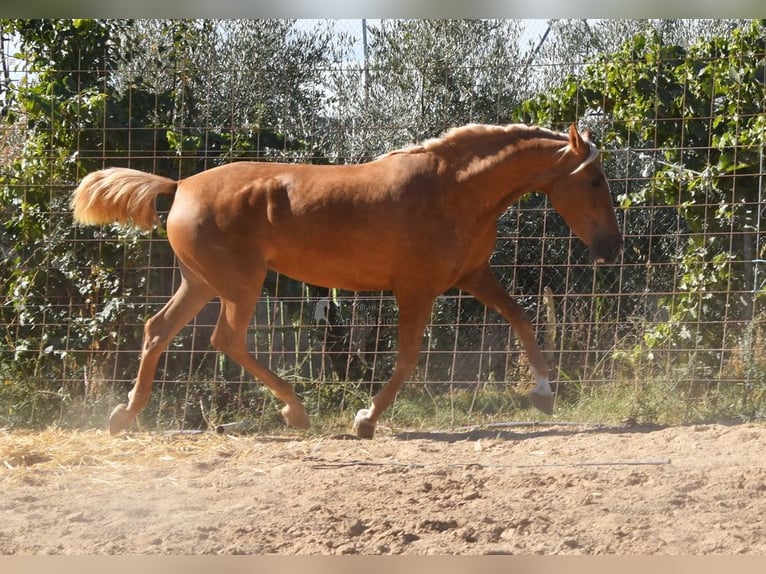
546 125 623 264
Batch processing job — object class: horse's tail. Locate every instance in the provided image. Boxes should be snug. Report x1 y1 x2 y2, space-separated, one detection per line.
71 168 178 231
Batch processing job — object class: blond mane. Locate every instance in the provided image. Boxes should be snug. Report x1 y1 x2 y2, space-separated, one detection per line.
380 124 567 156
380 123 598 178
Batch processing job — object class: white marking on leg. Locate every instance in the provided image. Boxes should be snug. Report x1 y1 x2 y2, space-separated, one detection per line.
533 375 553 396
354 408 372 426
353 407 377 438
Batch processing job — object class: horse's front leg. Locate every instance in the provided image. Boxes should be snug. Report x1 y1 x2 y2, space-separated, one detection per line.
457 265 554 415
353 293 434 439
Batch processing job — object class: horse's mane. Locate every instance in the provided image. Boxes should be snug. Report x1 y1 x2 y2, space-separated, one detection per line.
379 123 599 175
381 124 566 156
433 123 569 151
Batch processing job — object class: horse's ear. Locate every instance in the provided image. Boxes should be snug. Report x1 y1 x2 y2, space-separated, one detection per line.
568 123 586 151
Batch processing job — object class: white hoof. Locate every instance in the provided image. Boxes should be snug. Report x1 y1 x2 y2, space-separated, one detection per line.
530 375 554 415
352 408 376 439
281 403 310 429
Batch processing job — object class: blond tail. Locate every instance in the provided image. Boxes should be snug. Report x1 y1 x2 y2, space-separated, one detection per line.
71 168 178 231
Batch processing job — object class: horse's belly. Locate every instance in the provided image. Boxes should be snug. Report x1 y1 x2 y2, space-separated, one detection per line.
267 252 395 292
267 234 463 295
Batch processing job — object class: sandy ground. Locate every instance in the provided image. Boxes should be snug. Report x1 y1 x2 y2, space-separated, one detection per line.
1 421 766 555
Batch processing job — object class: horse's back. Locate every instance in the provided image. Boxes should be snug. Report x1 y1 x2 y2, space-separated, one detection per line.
172 157 447 230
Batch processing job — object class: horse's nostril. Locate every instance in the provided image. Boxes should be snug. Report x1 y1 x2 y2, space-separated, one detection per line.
592 237 623 264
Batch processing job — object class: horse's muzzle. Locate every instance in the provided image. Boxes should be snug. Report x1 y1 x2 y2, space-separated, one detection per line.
590 235 624 264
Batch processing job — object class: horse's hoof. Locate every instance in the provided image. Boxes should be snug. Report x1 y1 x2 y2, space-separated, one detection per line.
108 404 135 435
529 391 554 415
352 409 376 439
281 403 310 429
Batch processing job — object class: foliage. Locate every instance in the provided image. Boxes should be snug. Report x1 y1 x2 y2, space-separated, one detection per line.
0 19 140 425
327 19 525 161
529 19 750 92
518 20 766 385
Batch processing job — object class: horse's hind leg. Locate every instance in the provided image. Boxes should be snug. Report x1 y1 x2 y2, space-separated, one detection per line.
211 293 309 430
456 265 554 415
109 270 214 434
352 292 434 438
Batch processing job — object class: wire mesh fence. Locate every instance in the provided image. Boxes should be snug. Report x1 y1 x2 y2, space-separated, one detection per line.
1 19 765 430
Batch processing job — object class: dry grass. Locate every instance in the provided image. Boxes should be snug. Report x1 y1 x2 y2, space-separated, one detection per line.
0 428 308 488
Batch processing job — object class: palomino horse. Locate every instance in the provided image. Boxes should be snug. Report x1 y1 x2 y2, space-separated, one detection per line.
71 123 623 438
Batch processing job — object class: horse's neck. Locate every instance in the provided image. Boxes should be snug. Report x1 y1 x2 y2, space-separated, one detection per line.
447 138 569 212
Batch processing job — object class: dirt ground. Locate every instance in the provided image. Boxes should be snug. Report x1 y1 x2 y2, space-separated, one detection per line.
1 420 766 555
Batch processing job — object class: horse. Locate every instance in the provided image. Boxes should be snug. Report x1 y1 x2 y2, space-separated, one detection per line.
71 123 623 438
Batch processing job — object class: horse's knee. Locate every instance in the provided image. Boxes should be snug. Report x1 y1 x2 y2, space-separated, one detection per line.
141 334 161 354
209 331 224 353
210 328 236 356
210 328 252 367
142 319 171 357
